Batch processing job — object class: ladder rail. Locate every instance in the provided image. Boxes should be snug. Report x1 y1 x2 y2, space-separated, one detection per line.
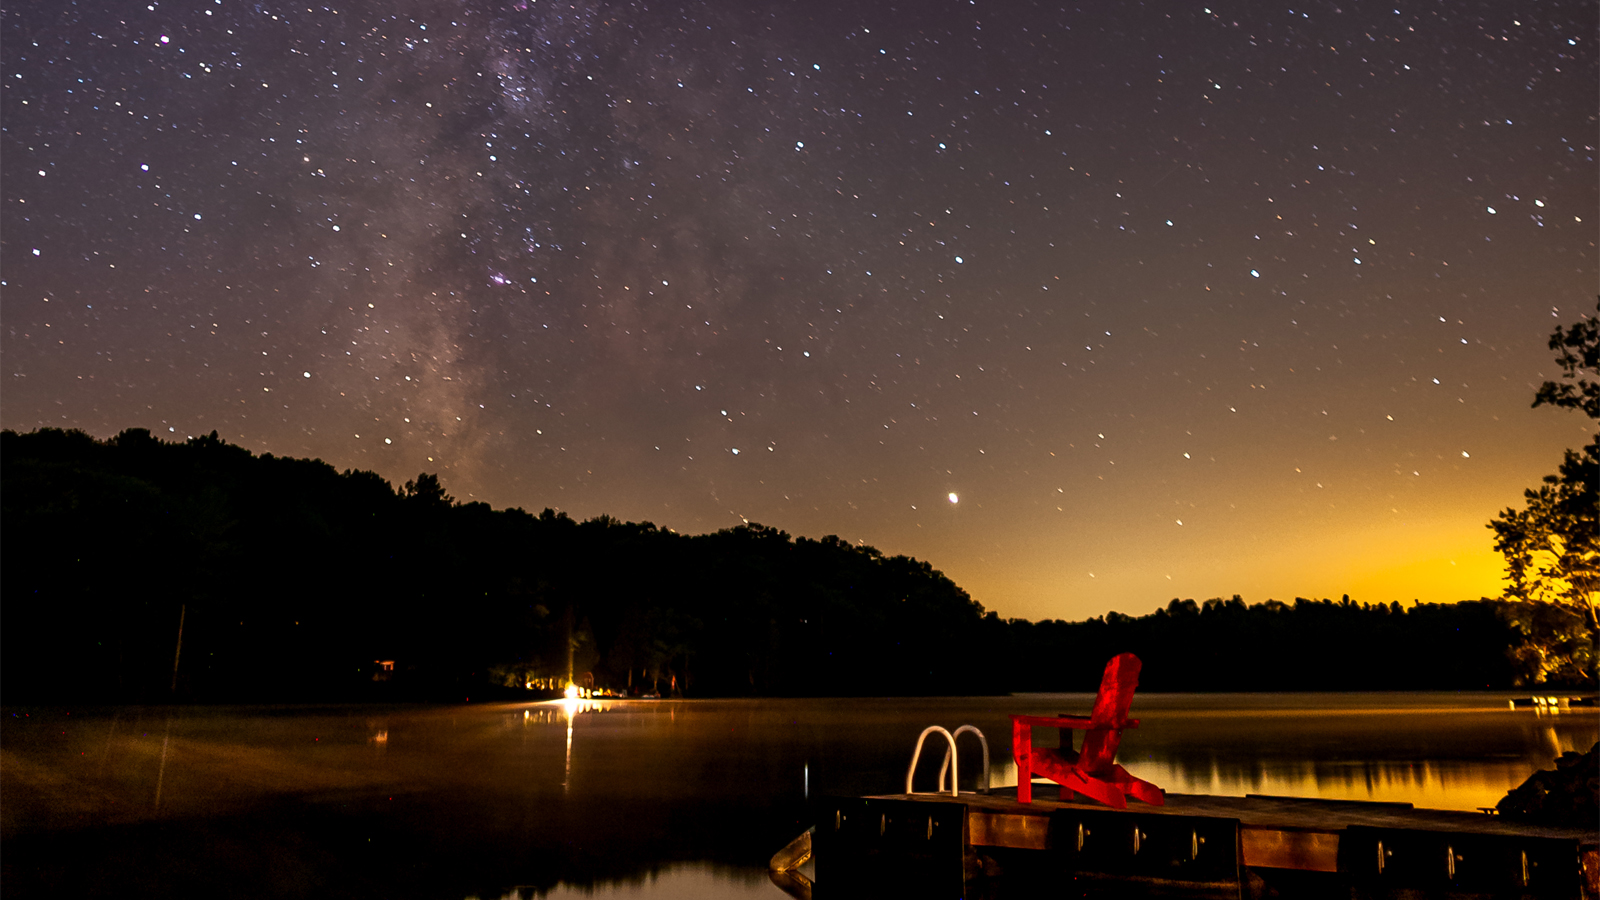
905 724 990 796
938 724 991 793
905 725 960 797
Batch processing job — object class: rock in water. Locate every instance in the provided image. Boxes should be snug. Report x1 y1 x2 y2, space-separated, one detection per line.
1496 742 1599 827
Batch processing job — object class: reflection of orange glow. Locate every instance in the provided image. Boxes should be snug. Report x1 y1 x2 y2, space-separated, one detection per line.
553 696 612 793
558 696 607 719
989 755 1551 812
985 710 1597 813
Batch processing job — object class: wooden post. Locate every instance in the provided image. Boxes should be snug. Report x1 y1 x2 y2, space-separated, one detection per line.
169 604 186 695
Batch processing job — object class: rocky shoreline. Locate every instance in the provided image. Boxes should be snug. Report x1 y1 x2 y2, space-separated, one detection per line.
1496 742 1600 827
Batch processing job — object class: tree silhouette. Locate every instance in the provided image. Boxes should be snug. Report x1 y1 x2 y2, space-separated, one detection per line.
402 472 454 507
1533 302 1600 418
1 426 1537 700
1489 299 1599 685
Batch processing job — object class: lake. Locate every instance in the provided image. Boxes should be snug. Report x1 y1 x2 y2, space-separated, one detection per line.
2 693 1594 899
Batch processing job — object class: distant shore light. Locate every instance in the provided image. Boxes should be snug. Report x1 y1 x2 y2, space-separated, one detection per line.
948 492 959 504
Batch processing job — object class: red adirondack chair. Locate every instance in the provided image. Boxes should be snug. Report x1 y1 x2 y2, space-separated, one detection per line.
1011 652 1164 808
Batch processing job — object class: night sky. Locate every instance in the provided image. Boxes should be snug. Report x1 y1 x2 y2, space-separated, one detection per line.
3 0 1595 621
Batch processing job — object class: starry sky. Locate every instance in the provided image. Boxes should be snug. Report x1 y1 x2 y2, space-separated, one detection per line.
3 0 1595 621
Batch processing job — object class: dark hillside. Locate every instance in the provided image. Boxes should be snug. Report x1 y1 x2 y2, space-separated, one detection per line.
2 428 1528 702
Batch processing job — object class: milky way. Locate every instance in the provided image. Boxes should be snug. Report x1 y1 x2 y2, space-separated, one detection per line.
4 0 1595 618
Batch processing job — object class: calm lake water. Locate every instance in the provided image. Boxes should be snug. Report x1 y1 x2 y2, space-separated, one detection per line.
3 694 1594 899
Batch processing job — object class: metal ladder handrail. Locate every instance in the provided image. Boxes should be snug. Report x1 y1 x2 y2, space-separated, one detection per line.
938 724 990 794
905 724 990 796
905 725 959 796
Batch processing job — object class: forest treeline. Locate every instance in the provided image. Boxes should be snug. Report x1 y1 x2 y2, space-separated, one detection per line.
1 427 1548 703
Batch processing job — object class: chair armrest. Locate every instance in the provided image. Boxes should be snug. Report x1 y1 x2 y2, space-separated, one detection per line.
1012 714 1094 728
1010 714 1139 729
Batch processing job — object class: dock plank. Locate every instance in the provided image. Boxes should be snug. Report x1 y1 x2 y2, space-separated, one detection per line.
835 790 1599 896
869 789 1598 844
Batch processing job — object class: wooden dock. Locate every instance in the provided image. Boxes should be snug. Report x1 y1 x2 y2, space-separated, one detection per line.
810 787 1599 898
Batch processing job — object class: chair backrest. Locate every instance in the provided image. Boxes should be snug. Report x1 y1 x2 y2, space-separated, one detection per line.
1076 723 1123 775
1087 652 1141 728
1077 652 1142 775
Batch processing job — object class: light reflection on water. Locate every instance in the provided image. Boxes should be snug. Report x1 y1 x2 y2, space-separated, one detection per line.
1 694 1593 900
984 696 1594 813
473 863 771 900
988 754 1563 813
